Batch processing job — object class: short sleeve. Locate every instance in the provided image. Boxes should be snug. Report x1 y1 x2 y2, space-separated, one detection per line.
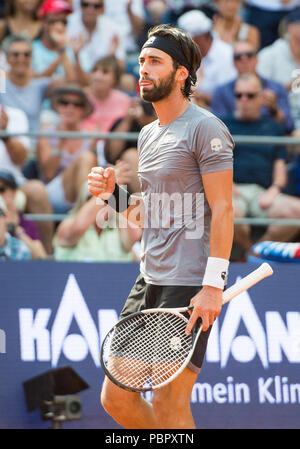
192 116 234 174
6 106 30 150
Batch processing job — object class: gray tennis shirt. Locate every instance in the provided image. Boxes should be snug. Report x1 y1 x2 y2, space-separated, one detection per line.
137 103 234 286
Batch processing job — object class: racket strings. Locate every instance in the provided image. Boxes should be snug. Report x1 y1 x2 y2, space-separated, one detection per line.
102 311 193 390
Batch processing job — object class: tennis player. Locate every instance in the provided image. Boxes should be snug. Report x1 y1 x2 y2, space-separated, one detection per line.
88 24 234 429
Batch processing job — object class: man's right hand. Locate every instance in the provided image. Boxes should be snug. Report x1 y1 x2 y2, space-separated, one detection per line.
88 166 116 200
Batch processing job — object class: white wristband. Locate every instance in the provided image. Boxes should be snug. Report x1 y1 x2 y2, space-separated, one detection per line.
202 257 229 290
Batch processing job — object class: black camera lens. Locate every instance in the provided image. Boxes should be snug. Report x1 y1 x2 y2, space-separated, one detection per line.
69 400 81 414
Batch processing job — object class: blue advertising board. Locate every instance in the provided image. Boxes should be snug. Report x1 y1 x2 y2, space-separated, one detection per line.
0 261 299 429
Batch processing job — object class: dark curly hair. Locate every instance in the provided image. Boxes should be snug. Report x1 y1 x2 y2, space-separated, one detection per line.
146 24 202 99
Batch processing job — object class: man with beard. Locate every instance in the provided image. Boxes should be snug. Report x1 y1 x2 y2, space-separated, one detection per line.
88 24 234 429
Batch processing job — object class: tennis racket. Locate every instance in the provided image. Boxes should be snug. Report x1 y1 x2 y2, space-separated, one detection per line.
101 262 273 392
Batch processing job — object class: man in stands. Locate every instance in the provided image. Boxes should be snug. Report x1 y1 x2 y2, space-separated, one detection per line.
223 73 300 255
211 39 294 134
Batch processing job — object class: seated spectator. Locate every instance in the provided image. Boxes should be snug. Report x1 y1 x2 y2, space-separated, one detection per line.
0 195 31 260
54 180 142 262
213 0 260 48
67 0 126 73
0 104 54 254
0 34 74 132
223 73 300 256
211 40 294 134
257 9 300 132
37 84 97 214
104 99 157 194
177 9 237 108
81 56 132 134
31 0 76 78
1 35 50 133
0 0 43 44
244 0 299 49
0 169 47 259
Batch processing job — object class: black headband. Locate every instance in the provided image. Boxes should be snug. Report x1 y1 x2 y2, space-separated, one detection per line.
142 35 190 72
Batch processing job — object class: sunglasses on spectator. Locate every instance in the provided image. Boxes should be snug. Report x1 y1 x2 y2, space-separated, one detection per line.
81 1 104 9
234 92 259 99
0 210 6 217
57 98 85 108
0 185 8 193
234 51 257 61
8 51 32 58
46 18 68 25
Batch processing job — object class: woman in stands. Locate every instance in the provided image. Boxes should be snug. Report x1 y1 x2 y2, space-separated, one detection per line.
213 0 260 49
0 0 43 43
36 84 97 214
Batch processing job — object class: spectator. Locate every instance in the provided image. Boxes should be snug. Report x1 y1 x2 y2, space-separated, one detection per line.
0 0 43 44
257 9 300 132
177 9 236 108
104 99 157 194
211 40 295 134
213 0 260 48
103 0 145 56
0 104 54 254
31 0 76 78
0 35 50 133
67 0 126 73
81 56 132 134
223 73 300 255
54 180 142 262
0 195 31 260
244 0 300 49
0 34 74 132
0 169 47 258
37 84 97 214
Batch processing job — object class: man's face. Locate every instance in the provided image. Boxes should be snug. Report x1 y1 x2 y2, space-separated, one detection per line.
81 0 104 25
138 48 179 102
193 33 211 58
234 78 263 121
43 12 68 40
233 42 258 75
6 41 32 75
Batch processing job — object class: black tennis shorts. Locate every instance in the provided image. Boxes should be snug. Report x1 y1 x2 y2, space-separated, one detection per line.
119 273 212 374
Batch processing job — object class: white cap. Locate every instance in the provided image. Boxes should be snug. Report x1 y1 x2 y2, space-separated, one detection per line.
178 10 212 37
0 195 7 215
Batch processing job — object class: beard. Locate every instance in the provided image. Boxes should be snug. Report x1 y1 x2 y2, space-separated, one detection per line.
140 68 177 103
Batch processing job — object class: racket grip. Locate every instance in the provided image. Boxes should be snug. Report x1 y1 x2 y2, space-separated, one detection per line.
222 262 273 304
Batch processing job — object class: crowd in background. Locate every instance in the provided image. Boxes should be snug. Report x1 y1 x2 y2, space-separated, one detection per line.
0 0 300 263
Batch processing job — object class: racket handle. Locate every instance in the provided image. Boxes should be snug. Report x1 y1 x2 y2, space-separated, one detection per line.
222 262 273 304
